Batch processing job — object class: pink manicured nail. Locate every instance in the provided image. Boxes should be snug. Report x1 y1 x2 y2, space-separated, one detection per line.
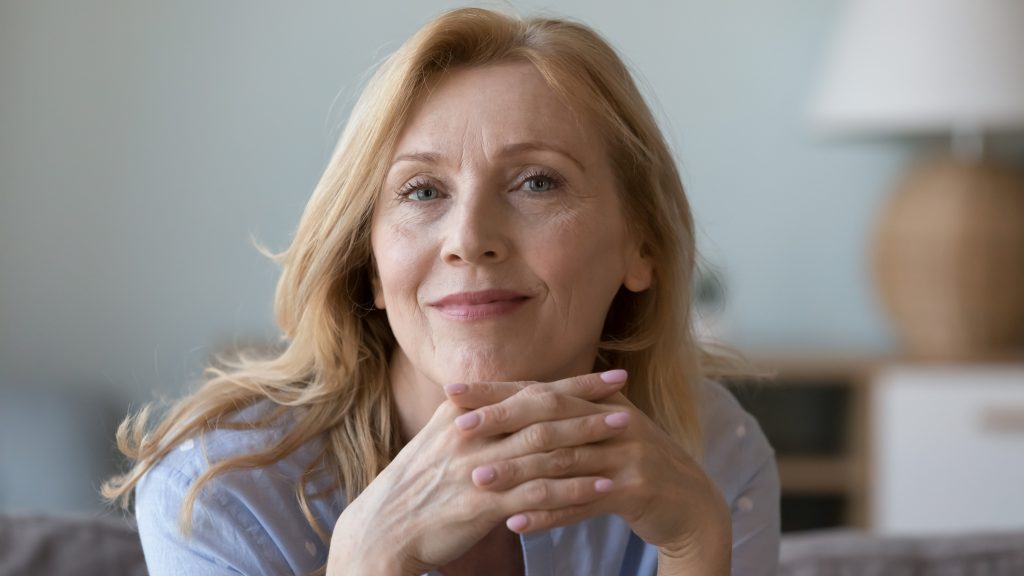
472 466 497 486
445 383 468 395
506 514 529 531
600 369 628 384
455 412 481 430
604 412 630 428
594 479 614 492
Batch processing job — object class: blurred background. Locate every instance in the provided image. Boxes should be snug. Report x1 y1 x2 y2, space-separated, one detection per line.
2 0 1023 539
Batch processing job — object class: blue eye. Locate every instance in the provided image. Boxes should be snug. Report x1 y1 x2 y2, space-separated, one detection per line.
398 178 442 202
408 187 439 201
520 171 562 193
524 176 554 192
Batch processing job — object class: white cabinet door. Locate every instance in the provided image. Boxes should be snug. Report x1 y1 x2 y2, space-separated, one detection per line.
871 365 1024 535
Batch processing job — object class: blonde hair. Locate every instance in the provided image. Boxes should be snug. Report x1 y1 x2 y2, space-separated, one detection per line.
103 7 737 573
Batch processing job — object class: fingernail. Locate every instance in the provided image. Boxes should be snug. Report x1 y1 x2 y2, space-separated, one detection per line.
506 514 529 531
600 369 628 385
445 383 468 396
472 466 497 486
595 478 614 492
604 412 630 428
455 412 480 430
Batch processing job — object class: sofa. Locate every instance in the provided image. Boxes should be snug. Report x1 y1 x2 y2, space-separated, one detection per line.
2 513 1023 575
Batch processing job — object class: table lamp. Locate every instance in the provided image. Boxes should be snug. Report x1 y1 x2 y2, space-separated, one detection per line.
812 0 1024 360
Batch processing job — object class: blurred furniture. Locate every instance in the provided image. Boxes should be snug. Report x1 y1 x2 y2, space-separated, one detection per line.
727 357 875 532
2 513 1023 576
727 357 1024 534
872 364 1024 534
0 513 146 576
812 0 1024 360
779 528 1024 576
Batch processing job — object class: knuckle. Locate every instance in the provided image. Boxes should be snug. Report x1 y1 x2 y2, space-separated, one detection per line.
530 506 577 531
485 403 511 427
524 481 550 506
520 384 548 399
523 425 551 450
571 375 593 394
553 504 586 525
565 479 587 502
589 413 612 436
496 460 519 485
549 448 578 474
536 391 562 413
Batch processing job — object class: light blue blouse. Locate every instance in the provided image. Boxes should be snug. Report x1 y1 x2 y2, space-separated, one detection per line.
135 379 780 575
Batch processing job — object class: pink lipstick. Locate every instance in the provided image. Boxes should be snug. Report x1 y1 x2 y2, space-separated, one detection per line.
429 290 530 320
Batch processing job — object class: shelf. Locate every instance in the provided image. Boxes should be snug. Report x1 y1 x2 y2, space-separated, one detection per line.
776 456 858 494
725 358 874 531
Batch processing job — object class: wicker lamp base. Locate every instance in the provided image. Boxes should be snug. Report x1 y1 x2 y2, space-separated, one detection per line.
873 156 1024 360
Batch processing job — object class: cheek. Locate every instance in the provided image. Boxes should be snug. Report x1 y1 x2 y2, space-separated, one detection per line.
532 210 628 303
372 220 433 308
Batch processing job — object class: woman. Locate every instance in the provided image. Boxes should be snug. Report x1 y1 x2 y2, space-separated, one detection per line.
104 7 779 576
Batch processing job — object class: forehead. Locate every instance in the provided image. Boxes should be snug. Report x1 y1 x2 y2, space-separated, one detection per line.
392 61 604 161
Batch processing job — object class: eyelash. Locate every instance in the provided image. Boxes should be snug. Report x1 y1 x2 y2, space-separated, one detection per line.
396 168 565 201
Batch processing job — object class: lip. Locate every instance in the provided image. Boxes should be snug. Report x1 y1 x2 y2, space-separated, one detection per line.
428 289 531 320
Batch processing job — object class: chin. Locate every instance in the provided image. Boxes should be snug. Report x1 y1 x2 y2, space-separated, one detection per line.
425 346 531 384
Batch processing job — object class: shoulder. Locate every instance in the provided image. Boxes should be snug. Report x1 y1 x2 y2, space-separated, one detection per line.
134 400 338 575
144 399 323 485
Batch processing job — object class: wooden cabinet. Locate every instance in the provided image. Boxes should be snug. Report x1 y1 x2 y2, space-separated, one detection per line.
724 357 1024 534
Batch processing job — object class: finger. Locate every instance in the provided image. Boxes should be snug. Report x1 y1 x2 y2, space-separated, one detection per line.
506 500 613 534
443 380 528 410
444 369 628 410
499 476 615 525
471 445 612 490
455 388 619 437
501 410 630 459
453 371 630 436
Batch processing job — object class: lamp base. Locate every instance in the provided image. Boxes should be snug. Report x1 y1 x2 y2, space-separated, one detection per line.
873 155 1024 360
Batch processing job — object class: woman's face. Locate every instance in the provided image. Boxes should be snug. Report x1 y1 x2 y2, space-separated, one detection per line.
371 61 651 387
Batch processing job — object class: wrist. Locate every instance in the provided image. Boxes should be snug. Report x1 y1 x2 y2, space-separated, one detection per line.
656 538 730 576
328 509 417 576
656 503 732 575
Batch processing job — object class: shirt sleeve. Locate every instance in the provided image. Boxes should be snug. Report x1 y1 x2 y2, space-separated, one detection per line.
134 463 293 576
728 449 781 576
696 380 781 576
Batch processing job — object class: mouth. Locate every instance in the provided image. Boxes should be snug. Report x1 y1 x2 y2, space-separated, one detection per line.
428 289 531 320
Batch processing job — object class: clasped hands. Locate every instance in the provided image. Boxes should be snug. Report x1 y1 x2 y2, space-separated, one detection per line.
328 371 731 575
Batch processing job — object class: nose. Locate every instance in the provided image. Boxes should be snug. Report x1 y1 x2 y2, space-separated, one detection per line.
441 191 509 266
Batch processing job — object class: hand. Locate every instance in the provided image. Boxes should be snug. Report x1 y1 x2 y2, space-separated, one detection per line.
326 372 630 576
445 370 732 572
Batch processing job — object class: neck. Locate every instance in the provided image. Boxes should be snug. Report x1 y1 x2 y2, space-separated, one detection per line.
389 350 446 443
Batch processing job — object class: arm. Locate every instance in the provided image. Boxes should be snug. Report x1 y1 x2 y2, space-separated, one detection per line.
725 452 781 576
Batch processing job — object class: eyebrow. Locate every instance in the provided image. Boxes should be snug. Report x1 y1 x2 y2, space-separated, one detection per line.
391 141 586 173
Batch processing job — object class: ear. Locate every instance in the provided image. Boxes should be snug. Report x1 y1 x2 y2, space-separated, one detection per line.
623 244 653 293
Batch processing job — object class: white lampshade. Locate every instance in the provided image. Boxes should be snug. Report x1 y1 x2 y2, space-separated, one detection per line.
812 0 1024 135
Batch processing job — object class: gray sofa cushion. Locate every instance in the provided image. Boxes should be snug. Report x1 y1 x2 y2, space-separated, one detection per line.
0 513 146 576
780 528 1024 576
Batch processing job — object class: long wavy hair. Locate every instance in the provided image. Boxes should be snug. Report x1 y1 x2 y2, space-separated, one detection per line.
103 7 738 572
